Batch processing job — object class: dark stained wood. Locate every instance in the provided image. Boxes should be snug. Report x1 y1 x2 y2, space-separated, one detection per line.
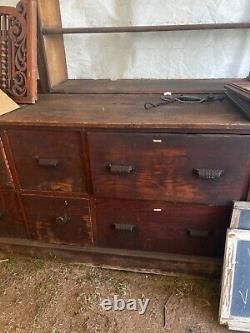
0 191 26 238
0 94 250 133
0 136 13 189
0 91 249 276
7 129 87 193
0 0 37 103
22 195 92 246
95 199 231 257
0 237 222 278
43 22 250 35
52 79 241 95
88 132 250 205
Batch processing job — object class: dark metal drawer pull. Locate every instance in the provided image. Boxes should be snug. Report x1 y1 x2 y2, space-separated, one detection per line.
113 223 136 232
107 163 135 175
187 229 209 238
193 168 224 179
55 215 70 224
37 158 60 168
0 212 4 220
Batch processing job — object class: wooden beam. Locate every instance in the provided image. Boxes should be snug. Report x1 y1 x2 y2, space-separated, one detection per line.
0 237 222 279
37 0 67 90
42 22 250 35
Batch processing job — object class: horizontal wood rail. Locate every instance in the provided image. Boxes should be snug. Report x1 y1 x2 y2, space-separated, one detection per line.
42 22 250 35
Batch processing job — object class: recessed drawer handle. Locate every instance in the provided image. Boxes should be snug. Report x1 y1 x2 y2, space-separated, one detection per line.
193 168 224 179
37 158 60 168
55 215 70 224
187 229 209 238
107 163 135 175
113 223 136 232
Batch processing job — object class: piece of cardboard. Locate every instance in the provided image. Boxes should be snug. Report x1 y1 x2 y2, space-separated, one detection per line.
0 89 20 115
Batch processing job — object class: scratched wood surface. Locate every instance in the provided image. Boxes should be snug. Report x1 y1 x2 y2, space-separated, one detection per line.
22 195 92 246
95 199 231 257
51 79 240 94
0 137 14 189
0 94 249 132
6 128 87 193
88 132 250 205
0 191 26 238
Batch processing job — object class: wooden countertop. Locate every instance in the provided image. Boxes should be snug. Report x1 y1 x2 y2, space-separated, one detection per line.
0 93 249 133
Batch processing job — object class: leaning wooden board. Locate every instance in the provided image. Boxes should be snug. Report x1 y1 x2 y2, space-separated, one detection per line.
0 93 249 277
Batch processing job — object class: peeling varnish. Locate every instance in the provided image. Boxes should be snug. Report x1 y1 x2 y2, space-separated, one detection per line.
0 137 14 186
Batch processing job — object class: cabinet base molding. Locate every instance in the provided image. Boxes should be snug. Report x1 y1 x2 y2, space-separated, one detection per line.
0 237 221 279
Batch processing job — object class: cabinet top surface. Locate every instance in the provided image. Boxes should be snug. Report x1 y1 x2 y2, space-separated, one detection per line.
0 93 249 132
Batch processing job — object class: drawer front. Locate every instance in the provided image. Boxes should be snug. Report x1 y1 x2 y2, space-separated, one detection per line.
95 199 231 257
7 129 86 193
0 192 26 238
88 132 250 204
22 195 92 246
0 137 14 189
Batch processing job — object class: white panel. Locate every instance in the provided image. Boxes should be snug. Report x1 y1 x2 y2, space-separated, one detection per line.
0 0 18 6
1 0 249 79
60 0 250 80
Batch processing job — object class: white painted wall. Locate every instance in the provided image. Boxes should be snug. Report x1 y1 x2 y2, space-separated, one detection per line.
1 0 250 79
60 0 250 80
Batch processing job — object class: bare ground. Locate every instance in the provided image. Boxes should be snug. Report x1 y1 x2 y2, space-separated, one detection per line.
0 253 230 333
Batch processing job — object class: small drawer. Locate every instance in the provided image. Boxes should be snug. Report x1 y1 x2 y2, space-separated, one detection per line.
22 195 92 246
88 132 250 205
95 199 231 257
0 137 14 189
0 191 26 238
7 129 86 193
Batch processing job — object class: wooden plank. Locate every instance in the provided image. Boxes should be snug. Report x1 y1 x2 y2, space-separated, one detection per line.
220 229 250 330
42 22 250 35
0 94 249 133
51 79 242 94
37 0 67 90
0 237 222 278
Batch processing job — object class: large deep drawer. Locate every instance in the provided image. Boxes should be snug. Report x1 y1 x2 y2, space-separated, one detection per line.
22 195 92 246
94 199 231 257
0 191 26 238
7 129 86 193
88 132 250 204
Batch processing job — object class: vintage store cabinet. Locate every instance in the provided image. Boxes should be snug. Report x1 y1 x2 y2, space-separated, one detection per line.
0 93 250 277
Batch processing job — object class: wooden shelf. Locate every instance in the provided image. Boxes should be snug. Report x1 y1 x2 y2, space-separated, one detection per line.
51 79 244 95
42 22 250 35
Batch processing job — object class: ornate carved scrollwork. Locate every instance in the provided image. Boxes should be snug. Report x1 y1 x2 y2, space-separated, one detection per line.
0 0 37 104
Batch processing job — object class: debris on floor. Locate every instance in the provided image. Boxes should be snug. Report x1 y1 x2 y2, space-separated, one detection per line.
0 254 229 333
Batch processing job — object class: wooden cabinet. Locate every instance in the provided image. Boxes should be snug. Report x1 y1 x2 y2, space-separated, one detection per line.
88 132 250 205
0 191 26 238
7 129 87 193
94 199 231 257
0 94 250 276
22 195 92 246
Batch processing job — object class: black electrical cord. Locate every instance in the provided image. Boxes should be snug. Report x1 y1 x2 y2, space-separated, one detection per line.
144 94 225 110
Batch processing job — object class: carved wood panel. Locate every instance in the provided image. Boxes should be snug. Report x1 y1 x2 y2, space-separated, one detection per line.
0 0 37 104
